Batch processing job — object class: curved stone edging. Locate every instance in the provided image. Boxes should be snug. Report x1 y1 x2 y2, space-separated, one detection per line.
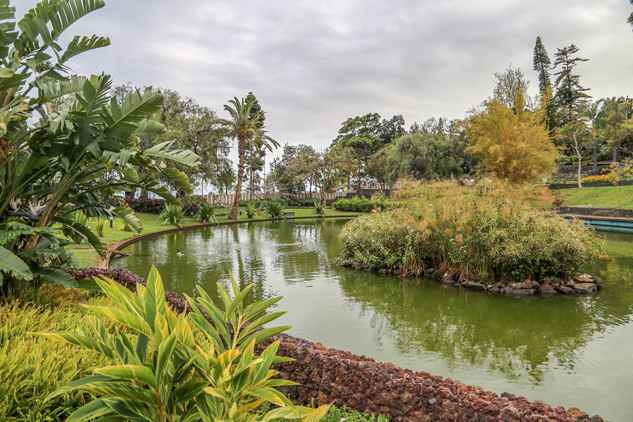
101 215 357 269
340 260 604 297
68 268 606 422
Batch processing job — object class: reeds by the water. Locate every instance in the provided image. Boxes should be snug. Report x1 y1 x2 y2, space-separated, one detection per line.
339 179 600 283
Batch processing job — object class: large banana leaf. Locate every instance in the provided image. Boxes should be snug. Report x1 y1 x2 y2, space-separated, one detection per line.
0 244 33 281
52 215 104 256
143 140 200 167
31 265 78 288
35 74 87 101
112 205 142 232
104 88 164 141
61 34 109 62
17 0 106 58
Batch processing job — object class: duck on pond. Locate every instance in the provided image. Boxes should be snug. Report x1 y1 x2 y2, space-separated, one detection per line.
176 249 184 256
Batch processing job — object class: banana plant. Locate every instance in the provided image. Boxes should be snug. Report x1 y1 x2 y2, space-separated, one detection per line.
0 1 201 294
32 267 331 422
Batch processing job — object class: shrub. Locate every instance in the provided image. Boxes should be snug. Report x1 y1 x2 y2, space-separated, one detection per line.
606 159 633 185
0 288 113 422
90 219 105 237
196 201 217 223
331 196 391 213
314 200 324 215
126 197 205 215
339 179 600 282
246 202 257 218
266 200 285 219
33 267 330 422
159 205 187 227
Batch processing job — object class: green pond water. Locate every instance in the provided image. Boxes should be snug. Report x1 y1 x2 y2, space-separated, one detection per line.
111 218 633 421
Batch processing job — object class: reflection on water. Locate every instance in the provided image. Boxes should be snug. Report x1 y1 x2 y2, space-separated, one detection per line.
112 222 633 421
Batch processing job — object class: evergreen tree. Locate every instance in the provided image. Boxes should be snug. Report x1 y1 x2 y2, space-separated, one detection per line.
553 44 591 124
533 36 552 94
493 65 531 110
629 0 633 27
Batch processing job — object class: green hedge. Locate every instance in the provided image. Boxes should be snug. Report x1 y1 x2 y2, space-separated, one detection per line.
331 197 390 213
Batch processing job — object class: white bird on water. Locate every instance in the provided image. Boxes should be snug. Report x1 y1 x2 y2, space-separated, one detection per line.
177 249 184 256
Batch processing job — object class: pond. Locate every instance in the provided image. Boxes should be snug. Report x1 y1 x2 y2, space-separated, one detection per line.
111 218 633 421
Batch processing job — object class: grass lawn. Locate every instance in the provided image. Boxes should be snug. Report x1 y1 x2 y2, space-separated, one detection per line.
556 186 633 209
68 207 358 268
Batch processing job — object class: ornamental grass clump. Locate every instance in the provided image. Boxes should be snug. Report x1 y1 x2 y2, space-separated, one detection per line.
196 201 217 223
159 204 187 227
339 179 601 283
266 199 285 219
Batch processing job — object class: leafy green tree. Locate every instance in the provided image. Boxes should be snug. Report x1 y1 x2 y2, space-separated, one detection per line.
586 99 607 173
268 144 309 194
553 44 591 124
533 36 552 95
493 65 531 110
465 92 557 183
287 147 340 207
366 145 392 188
385 133 465 185
600 98 633 162
558 107 592 187
113 85 229 198
220 97 278 220
0 0 199 295
629 0 633 26
331 113 405 186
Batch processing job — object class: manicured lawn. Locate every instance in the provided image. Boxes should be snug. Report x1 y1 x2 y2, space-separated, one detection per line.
68 207 358 268
556 186 633 209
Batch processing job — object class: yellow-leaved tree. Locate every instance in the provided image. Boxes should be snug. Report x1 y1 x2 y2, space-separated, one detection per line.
465 92 558 183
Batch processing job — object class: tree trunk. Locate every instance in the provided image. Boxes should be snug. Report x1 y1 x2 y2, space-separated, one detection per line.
229 138 247 219
249 143 254 202
592 139 598 175
573 129 582 188
321 185 326 210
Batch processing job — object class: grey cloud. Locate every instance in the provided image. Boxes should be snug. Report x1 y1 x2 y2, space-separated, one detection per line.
15 0 633 154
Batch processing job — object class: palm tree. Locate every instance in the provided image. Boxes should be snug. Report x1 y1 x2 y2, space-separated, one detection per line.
220 97 278 220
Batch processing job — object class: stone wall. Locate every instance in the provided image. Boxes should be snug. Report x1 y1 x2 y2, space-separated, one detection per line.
557 206 633 219
550 164 609 181
69 268 605 422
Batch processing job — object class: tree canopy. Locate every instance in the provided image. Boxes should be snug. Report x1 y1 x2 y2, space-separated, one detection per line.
385 132 465 185
465 93 557 183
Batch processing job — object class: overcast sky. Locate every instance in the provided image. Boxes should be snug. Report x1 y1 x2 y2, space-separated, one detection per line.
17 0 633 161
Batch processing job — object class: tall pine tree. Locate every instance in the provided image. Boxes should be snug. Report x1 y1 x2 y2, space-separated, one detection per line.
533 36 551 94
553 44 591 124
